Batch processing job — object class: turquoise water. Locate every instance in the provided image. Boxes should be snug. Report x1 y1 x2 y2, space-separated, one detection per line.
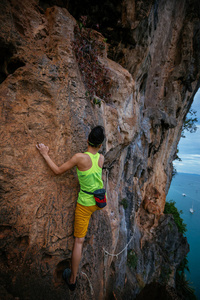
167 173 200 299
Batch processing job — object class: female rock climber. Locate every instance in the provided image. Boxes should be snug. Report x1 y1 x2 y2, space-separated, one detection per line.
36 125 106 291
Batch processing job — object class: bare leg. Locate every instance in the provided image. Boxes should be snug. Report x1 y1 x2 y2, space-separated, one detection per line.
70 237 84 284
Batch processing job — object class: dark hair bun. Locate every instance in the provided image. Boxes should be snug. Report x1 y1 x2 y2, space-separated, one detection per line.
88 126 105 147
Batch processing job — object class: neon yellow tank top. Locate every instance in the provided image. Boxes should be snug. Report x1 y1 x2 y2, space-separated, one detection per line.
77 152 103 206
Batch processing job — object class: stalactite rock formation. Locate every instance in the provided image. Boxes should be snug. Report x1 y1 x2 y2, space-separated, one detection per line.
0 0 199 299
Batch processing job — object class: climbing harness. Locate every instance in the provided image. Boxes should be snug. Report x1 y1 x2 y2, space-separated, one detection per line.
81 188 107 208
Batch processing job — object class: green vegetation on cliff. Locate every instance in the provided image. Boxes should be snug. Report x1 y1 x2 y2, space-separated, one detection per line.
164 200 187 235
164 200 197 300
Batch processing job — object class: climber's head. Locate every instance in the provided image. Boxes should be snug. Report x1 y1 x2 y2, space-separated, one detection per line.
88 126 105 148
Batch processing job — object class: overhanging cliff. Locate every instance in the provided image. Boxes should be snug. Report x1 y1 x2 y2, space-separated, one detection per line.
0 0 199 299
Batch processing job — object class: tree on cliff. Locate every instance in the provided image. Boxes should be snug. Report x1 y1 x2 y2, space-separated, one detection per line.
182 108 198 138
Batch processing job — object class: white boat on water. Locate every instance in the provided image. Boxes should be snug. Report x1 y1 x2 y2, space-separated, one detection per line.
182 193 186 197
190 205 194 214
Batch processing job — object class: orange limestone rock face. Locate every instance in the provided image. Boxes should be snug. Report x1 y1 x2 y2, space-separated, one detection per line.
0 0 199 299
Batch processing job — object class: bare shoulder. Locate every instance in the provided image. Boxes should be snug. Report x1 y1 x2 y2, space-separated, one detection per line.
74 153 85 158
74 152 93 164
98 153 104 168
99 153 104 161
73 152 86 161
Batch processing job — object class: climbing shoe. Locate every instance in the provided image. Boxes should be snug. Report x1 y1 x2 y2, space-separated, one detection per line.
63 268 77 291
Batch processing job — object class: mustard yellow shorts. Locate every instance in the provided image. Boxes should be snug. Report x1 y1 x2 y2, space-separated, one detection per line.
74 203 102 238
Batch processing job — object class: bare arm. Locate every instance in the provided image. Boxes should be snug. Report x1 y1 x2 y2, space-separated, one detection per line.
36 143 78 174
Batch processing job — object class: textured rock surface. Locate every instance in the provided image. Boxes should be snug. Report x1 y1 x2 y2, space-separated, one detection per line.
0 0 200 299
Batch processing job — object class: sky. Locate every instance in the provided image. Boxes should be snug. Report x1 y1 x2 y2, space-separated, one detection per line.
173 89 200 175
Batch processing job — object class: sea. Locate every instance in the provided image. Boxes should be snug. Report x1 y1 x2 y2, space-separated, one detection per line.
167 172 200 299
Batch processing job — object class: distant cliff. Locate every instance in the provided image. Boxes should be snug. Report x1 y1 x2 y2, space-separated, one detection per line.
0 0 199 299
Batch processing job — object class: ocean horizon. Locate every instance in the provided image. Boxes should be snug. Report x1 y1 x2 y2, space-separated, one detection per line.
167 172 200 299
